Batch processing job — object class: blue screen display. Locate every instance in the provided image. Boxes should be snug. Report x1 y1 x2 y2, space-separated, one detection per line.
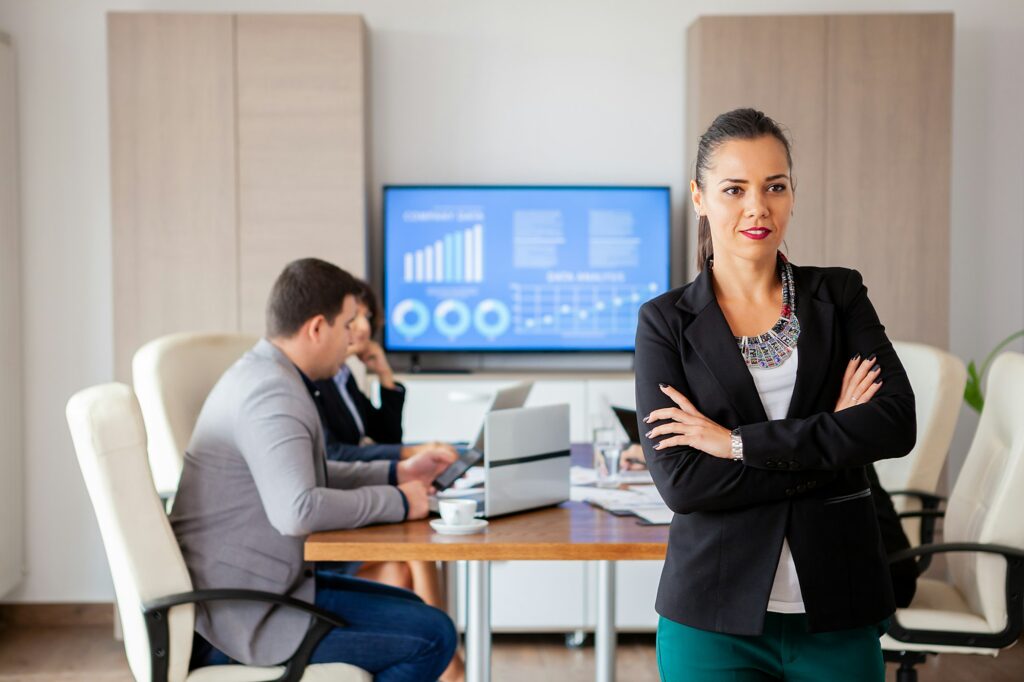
383 186 670 352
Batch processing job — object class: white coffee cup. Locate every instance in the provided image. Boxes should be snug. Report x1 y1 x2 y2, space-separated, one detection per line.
439 499 478 526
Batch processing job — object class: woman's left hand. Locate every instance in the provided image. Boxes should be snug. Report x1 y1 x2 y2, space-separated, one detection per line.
358 341 396 389
644 384 733 459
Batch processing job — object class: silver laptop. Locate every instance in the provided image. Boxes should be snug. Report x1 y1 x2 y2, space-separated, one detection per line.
434 403 571 518
467 380 534 453
428 381 535 511
481 403 571 517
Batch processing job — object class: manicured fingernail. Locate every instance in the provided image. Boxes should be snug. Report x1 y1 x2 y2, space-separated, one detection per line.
654 442 664 450
643 415 651 423
645 430 654 438
867 354 877 361
851 354 860 362
871 365 881 373
874 377 883 384
658 383 668 389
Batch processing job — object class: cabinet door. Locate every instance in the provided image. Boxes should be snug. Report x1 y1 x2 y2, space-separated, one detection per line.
824 14 952 347
614 561 662 631
455 561 588 631
686 16 827 271
109 13 239 382
235 15 368 333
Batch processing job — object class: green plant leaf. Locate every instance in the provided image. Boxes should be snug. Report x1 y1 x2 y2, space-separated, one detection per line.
963 329 1024 414
963 379 984 413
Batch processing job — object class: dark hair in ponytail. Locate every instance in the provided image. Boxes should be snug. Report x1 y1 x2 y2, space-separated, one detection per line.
693 108 794 271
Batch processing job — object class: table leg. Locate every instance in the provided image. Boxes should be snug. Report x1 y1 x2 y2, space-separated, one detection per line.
596 560 616 682
466 560 491 682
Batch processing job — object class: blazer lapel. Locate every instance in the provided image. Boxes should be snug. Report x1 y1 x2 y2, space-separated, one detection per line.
678 270 768 424
786 266 835 418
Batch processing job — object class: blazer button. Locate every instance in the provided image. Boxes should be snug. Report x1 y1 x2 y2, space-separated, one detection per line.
766 459 775 467
785 488 794 496
796 483 806 493
304 569 314 579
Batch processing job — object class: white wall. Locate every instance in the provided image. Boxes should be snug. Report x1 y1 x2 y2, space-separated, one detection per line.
0 0 1020 602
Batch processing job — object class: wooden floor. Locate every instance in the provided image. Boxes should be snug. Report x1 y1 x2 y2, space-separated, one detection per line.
0 625 1021 681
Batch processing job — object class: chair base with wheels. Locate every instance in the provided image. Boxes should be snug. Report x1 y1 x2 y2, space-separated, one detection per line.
880 537 1024 678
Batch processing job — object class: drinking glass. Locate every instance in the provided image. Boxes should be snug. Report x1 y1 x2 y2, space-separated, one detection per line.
592 426 624 488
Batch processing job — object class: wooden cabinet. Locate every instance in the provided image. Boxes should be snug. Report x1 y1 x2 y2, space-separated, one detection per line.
687 13 953 348
0 31 23 597
109 13 368 381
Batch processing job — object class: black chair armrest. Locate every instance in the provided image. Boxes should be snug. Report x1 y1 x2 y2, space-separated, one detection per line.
897 510 946 520
895 510 946 560
142 588 346 682
886 542 1024 650
888 490 947 509
887 542 1024 564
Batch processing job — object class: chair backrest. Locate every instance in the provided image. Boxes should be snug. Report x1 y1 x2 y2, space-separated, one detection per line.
132 332 258 496
875 341 966 508
67 383 195 682
944 352 1024 631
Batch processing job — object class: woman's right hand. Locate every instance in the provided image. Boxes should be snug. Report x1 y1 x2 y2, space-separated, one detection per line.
834 355 883 412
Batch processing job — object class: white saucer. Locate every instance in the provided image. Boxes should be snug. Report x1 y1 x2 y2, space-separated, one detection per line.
429 518 489 535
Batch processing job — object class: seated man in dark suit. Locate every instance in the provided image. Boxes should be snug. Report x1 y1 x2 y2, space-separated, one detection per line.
315 279 455 463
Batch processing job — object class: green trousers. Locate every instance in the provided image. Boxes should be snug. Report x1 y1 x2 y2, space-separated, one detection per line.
656 613 885 682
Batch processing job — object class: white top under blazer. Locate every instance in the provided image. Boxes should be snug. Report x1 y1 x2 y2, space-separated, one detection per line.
747 348 805 614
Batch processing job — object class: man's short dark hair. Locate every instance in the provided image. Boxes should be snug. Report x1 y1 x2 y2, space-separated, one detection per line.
266 258 361 338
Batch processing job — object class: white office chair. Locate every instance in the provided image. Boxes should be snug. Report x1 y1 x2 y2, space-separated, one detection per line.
132 332 259 499
881 352 1024 682
876 341 966 551
66 382 370 682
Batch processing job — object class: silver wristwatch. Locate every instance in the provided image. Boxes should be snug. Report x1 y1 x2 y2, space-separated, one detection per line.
730 428 744 462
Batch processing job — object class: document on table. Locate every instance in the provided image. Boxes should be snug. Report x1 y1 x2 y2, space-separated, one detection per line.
570 465 653 486
571 483 672 525
631 507 674 525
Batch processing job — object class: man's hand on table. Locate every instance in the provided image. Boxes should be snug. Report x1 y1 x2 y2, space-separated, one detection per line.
397 448 456 484
396 450 454 520
398 480 430 519
623 443 647 470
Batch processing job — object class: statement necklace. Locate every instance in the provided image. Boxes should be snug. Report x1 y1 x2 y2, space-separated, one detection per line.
726 254 801 369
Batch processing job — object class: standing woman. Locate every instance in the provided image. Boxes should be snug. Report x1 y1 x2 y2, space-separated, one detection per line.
635 109 916 681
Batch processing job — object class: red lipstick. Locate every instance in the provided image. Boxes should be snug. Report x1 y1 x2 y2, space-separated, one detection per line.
741 227 771 240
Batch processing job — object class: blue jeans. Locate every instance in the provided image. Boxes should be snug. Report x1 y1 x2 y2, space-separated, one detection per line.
191 569 457 681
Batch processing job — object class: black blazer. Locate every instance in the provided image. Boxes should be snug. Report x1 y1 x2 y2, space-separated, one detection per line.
635 264 916 636
314 372 405 446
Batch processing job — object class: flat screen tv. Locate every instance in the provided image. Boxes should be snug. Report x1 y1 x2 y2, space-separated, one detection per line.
382 185 670 353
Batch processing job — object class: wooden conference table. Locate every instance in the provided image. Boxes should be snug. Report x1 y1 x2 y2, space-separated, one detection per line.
306 476 669 682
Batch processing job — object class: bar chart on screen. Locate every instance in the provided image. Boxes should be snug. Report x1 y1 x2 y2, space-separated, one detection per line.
403 223 484 284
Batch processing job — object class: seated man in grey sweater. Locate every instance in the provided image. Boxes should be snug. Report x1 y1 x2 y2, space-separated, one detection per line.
171 258 458 681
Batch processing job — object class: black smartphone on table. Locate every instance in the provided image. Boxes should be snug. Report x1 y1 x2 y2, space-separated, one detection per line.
432 447 484 491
